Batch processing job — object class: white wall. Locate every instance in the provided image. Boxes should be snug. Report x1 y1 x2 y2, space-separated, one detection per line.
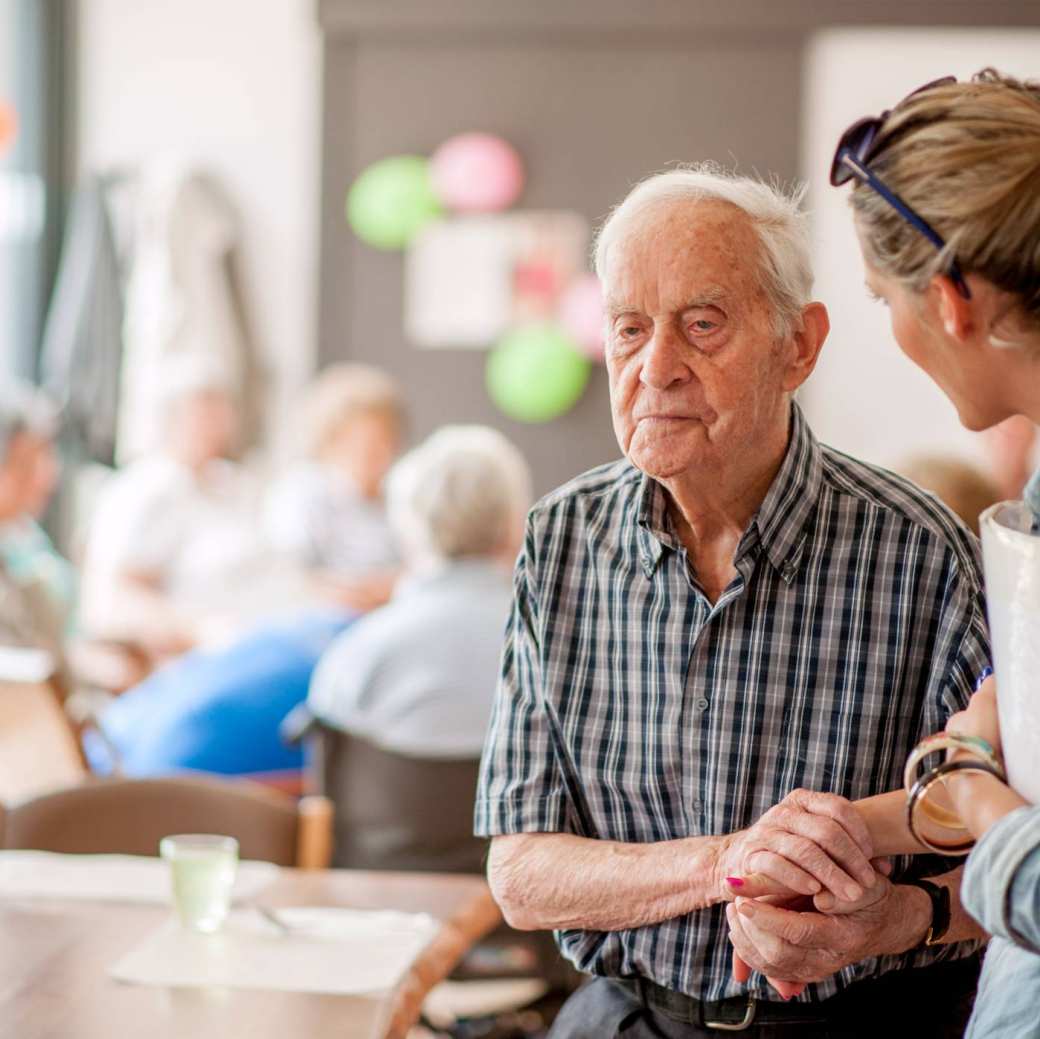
802 29 1040 473
74 0 321 456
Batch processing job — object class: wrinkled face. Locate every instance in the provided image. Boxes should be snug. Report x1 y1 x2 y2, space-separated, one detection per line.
323 410 402 499
168 389 238 465
857 230 1011 432
602 200 792 481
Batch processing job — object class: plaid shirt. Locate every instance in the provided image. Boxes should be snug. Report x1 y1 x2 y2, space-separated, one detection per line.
475 403 990 1003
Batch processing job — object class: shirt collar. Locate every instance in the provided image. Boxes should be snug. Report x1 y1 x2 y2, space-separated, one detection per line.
634 402 822 583
752 402 823 582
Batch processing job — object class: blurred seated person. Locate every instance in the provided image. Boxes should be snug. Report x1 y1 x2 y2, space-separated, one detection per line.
81 355 309 658
0 382 147 691
308 424 531 758
265 364 404 614
0 382 68 659
82 606 350 779
899 456 1001 536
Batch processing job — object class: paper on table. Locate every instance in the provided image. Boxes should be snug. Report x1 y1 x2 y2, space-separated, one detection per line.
109 907 440 996
0 851 279 904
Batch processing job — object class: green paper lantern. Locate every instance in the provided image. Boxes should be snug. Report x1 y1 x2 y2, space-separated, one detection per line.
486 324 591 423
346 155 442 250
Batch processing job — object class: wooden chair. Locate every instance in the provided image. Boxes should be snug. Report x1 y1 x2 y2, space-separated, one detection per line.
0 680 87 804
1 774 333 869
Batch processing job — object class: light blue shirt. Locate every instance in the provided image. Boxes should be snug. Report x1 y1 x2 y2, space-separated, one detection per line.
963 805 1040 1038
308 558 512 758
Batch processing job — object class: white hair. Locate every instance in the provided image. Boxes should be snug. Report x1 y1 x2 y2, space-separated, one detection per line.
593 165 814 338
387 425 532 567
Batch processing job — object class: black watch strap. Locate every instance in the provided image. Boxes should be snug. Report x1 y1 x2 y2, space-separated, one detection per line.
903 878 951 947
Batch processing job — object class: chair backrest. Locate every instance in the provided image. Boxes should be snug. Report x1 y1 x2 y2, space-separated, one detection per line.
1 774 333 868
309 726 487 873
0 681 86 804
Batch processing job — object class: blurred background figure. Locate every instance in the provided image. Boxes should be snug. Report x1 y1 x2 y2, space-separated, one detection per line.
80 354 283 658
898 456 1001 536
308 423 530 758
0 382 67 659
265 363 404 613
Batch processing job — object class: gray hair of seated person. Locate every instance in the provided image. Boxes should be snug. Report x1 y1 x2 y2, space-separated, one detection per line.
0 380 58 461
387 425 532 566
593 164 814 340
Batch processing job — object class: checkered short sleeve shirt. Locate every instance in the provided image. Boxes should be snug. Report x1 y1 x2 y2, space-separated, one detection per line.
475 404 990 1003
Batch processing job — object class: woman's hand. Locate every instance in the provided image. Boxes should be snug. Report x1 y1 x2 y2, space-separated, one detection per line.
946 675 1001 755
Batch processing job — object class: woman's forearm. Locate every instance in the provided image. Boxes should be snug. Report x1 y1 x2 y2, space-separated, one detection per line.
946 770 1028 839
853 774 1030 860
855 790 925 856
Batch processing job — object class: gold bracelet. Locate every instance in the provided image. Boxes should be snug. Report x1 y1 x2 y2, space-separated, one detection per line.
906 759 1006 855
903 732 1005 801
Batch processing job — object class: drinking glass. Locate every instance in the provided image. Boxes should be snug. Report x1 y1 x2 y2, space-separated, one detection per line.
159 834 239 933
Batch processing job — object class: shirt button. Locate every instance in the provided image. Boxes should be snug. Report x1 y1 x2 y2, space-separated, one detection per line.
693 800 705 814
695 697 710 711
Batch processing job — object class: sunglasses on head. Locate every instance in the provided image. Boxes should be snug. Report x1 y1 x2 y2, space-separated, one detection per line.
831 76 971 300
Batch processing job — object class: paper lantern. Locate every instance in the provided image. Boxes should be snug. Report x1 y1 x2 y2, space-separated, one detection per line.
346 155 442 250
430 133 524 213
486 324 590 423
558 274 606 360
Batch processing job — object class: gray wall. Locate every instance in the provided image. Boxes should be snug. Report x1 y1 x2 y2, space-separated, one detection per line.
316 0 1037 496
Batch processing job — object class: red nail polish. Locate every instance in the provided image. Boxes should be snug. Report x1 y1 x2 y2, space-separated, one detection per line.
726 877 745 888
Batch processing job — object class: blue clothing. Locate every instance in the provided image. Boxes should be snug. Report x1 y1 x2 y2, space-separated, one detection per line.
963 805 1040 1039
83 611 352 776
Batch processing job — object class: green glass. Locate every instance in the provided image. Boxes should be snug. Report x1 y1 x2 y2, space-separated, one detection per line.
159 834 238 933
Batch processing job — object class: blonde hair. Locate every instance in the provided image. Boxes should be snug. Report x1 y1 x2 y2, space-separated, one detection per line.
593 165 813 339
303 364 405 457
850 69 1040 344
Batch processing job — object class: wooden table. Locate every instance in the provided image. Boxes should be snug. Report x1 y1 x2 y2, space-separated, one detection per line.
0 867 502 1039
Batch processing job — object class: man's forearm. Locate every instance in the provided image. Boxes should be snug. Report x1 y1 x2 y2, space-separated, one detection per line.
487 832 725 932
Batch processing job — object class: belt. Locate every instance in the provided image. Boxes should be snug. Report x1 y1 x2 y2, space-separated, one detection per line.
616 953 982 1032
616 979 821 1030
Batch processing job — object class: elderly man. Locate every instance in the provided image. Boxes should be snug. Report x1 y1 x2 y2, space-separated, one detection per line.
475 168 989 1037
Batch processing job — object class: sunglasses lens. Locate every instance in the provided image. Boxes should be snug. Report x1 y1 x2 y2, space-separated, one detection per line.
830 119 879 187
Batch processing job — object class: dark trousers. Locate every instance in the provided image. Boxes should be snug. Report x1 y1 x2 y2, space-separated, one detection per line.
548 957 979 1039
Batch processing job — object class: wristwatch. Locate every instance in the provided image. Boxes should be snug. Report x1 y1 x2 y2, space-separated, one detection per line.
903 878 951 947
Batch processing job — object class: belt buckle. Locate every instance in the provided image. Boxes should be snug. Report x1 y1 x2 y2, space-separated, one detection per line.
704 996 757 1031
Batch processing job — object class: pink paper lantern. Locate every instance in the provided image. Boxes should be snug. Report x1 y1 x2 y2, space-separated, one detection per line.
430 133 524 213
558 274 606 360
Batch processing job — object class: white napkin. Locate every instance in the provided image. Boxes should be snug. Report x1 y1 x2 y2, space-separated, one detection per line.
0 851 279 904
109 907 440 996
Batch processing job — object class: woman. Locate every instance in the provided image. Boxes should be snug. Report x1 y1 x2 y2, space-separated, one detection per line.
835 69 1040 1038
731 70 1040 1036
264 364 404 613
